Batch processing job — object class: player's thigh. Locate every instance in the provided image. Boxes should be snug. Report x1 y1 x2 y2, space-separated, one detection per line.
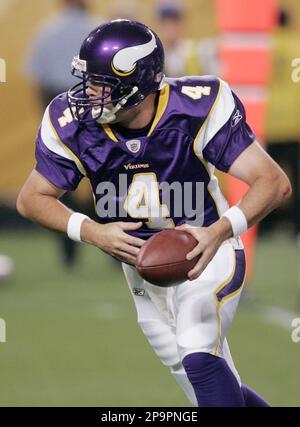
175 242 246 361
122 263 180 367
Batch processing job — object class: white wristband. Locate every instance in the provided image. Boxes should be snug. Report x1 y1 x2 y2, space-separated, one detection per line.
222 206 248 237
67 213 90 242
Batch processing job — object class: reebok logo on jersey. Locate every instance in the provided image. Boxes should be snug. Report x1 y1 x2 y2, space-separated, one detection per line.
133 288 145 296
231 110 243 127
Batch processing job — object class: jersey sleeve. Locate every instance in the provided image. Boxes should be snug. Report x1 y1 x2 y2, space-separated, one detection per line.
195 79 256 172
35 105 85 191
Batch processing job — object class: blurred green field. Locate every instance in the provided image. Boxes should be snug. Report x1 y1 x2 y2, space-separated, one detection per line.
0 230 299 407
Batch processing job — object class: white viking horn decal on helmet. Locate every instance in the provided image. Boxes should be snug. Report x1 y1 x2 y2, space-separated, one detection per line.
112 31 157 76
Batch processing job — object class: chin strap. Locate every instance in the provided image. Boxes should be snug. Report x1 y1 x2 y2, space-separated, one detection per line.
158 75 166 90
93 86 139 124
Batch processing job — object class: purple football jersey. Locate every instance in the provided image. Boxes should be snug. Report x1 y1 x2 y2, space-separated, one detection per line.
35 76 255 239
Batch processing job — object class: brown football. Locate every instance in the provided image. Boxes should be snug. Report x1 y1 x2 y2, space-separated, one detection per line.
135 229 199 287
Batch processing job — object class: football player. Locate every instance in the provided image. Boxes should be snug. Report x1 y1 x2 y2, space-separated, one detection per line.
17 20 291 407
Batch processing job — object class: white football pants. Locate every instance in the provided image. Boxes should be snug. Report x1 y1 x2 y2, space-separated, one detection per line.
122 238 246 406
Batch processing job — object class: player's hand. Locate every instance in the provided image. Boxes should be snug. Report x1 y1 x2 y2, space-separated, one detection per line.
81 220 145 265
176 223 226 280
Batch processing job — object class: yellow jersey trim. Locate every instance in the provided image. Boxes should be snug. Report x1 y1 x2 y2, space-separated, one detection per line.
100 83 170 142
101 124 119 142
147 83 170 137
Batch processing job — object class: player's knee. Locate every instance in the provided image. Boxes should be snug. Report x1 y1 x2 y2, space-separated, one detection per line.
136 318 171 344
137 319 179 366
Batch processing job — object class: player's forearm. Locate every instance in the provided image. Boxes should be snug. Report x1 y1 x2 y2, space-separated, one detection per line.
236 173 291 228
210 172 291 242
17 192 73 234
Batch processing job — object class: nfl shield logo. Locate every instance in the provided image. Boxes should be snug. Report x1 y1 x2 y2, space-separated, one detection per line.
126 139 141 153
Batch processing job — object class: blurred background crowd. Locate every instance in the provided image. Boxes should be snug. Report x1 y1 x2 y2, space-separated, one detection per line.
0 0 300 407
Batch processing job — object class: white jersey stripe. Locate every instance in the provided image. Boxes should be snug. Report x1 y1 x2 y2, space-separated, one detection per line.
206 162 229 216
195 79 236 157
40 106 86 176
193 80 234 218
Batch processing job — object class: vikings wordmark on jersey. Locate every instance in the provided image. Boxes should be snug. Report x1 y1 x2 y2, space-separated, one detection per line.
35 76 255 240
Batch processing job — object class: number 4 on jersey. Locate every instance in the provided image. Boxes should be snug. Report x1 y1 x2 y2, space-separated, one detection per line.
181 86 211 100
124 173 174 229
58 107 84 128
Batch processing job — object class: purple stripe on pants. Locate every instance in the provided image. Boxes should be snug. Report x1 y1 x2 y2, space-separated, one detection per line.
216 250 246 302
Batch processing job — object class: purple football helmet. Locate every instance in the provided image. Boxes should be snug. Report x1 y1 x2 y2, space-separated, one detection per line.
68 19 165 124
